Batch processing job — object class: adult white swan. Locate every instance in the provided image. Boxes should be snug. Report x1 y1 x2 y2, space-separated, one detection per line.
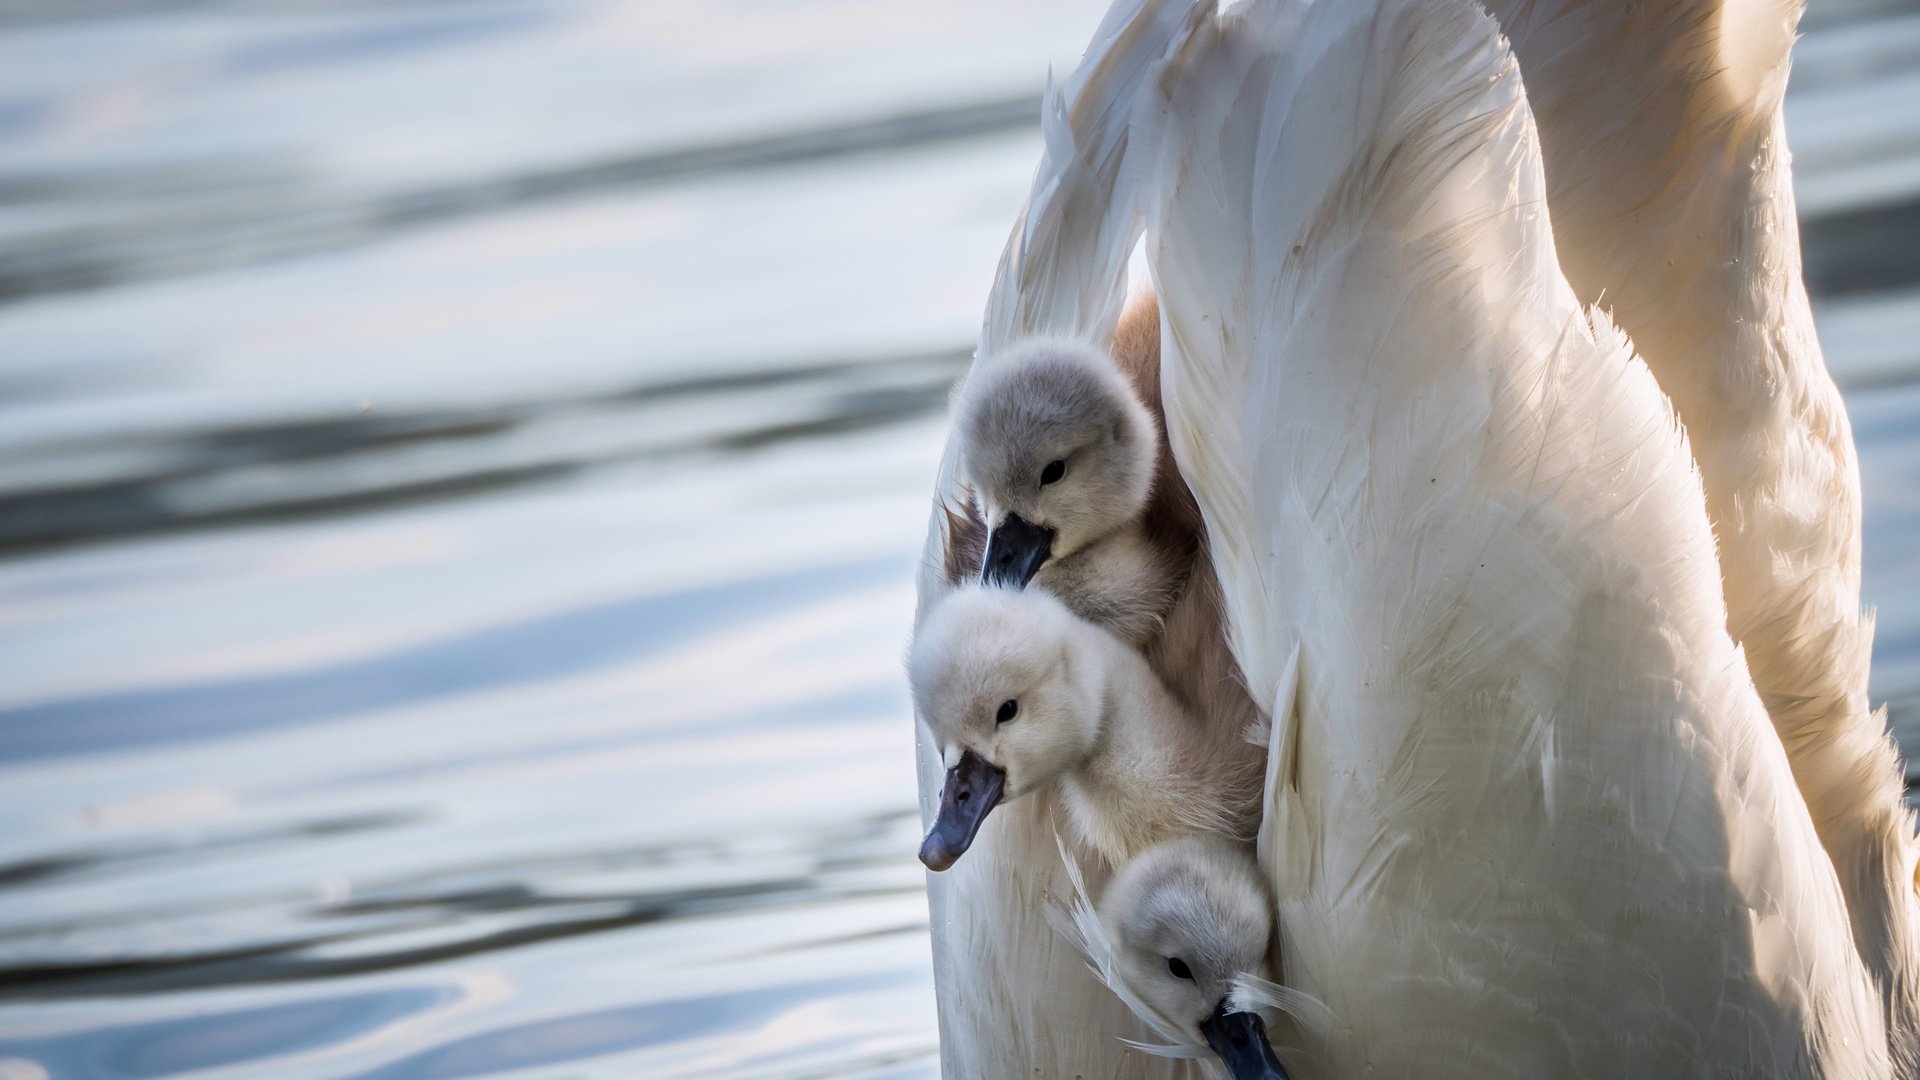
1149 0 1887 1073
911 0 1910 1074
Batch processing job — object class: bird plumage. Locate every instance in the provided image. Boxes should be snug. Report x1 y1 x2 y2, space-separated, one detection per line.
913 0 1913 1072
1148 0 1890 1073
1054 832 1309 1076
911 586 1261 867
946 333 1187 646
1480 0 1920 1061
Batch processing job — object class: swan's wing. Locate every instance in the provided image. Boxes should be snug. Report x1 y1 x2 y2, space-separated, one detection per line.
1483 0 1920 1053
911 3 1210 1076
1147 0 1532 724
1147 0 1887 1073
975 0 1211 358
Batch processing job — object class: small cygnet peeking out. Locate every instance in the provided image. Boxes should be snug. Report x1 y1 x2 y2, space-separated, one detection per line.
1056 834 1295 1080
909 585 1260 871
946 336 1187 645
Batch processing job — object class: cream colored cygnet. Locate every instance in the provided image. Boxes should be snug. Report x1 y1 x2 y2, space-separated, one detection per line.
909 584 1260 872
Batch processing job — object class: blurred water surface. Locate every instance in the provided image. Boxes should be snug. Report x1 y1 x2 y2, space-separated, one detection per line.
1 1 1919 1077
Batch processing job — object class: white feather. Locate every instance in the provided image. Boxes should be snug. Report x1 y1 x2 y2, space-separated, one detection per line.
976 0 1212 358
1481 0 1920 1062
1226 973 1335 1034
1228 971 1337 1072
1149 0 1891 1074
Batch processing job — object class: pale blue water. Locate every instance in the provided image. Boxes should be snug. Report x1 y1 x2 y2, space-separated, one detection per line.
0 2 1917 1077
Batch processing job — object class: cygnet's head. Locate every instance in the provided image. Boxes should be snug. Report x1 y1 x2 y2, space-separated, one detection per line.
1099 836 1287 1079
908 585 1101 871
953 338 1158 587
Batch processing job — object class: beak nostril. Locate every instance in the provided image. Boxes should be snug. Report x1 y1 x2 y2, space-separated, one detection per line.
980 515 1054 589
923 750 1005 873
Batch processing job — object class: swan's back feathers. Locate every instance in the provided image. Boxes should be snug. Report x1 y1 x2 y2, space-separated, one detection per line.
1150 0 1888 1073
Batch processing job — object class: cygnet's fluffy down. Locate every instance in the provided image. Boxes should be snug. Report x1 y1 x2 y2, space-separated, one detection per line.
1058 833 1306 1079
934 295 1267 851
946 329 1186 646
909 584 1261 872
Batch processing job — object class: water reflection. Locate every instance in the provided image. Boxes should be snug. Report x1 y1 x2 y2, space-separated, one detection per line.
0 556 902 760
349 973 923 1080
12 988 455 1079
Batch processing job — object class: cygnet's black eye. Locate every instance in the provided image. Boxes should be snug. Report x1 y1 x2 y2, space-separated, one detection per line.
1040 460 1066 485
1167 956 1194 981
995 699 1019 724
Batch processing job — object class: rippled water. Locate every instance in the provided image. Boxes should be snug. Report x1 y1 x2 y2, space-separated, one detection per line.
1 1 1918 1077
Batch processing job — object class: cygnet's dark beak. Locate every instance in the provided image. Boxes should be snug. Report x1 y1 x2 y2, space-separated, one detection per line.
1200 1000 1289 1080
980 514 1054 588
918 749 1006 871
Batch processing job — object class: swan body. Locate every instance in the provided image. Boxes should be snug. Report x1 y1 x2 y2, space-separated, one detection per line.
914 0 1910 1072
1479 0 1920 1059
911 585 1259 870
1148 0 1889 1074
